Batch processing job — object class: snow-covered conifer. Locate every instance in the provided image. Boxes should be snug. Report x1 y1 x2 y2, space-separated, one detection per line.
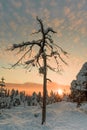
31 92 38 106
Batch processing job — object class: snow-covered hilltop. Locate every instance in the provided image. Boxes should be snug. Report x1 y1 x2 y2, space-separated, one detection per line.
71 62 87 101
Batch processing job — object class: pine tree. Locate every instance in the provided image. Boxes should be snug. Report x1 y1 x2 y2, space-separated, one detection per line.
0 77 6 108
37 92 42 107
0 77 6 97
49 90 55 104
31 92 38 106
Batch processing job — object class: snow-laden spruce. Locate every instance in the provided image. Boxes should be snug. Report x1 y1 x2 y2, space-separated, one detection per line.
71 62 87 102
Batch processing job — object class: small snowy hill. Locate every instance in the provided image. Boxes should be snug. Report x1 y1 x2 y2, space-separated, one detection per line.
0 101 87 130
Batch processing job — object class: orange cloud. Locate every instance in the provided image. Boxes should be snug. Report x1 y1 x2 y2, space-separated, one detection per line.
68 18 83 32
75 19 83 26
64 7 75 22
13 12 22 24
78 3 82 9
11 0 22 8
78 0 86 9
80 27 87 36
30 12 37 19
10 21 17 31
57 30 63 38
50 0 57 6
64 5 86 37
74 37 80 43
64 7 71 16
43 8 50 23
52 18 64 28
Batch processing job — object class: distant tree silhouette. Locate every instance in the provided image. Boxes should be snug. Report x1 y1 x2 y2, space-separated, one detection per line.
0 77 6 97
8 17 68 124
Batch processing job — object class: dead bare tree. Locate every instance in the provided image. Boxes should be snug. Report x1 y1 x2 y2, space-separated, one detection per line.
8 17 68 124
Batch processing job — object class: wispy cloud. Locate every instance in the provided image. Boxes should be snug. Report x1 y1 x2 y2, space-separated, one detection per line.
11 0 22 8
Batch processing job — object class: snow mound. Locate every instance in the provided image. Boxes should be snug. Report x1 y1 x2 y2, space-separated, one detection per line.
0 101 87 130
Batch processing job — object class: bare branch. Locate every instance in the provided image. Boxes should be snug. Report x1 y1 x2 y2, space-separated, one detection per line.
36 16 44 34
1 65 12 70
24 64 33 72
54 56 59 67
45 27 57 35
25 47 43 68
50 51 68 65
52 43 68 56
10 42 30 50
46 78 52 82
31 29 41 35
47 65 56 72
46 36 54 44
45 40 53 51
9 40 41 51
11 48 31 68
25 59 35 65
57 52 68 65
36 60 42 68
35 48 42 61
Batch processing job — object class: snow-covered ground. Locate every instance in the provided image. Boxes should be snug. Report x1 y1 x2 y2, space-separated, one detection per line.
0 101 87 130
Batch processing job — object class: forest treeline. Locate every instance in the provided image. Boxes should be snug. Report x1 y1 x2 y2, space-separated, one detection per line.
0 87 68 109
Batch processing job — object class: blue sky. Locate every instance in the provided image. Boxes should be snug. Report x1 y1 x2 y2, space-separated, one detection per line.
0 0 87 85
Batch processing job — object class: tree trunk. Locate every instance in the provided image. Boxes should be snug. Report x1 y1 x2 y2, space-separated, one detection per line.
42 53 47 125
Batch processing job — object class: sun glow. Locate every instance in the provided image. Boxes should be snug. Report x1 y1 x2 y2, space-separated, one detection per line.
57 89 63 95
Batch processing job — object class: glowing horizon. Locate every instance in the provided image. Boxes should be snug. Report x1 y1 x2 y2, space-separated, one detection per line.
5 82 70 95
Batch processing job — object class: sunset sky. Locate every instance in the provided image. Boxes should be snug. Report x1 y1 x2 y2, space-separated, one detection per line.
0 0 87 86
